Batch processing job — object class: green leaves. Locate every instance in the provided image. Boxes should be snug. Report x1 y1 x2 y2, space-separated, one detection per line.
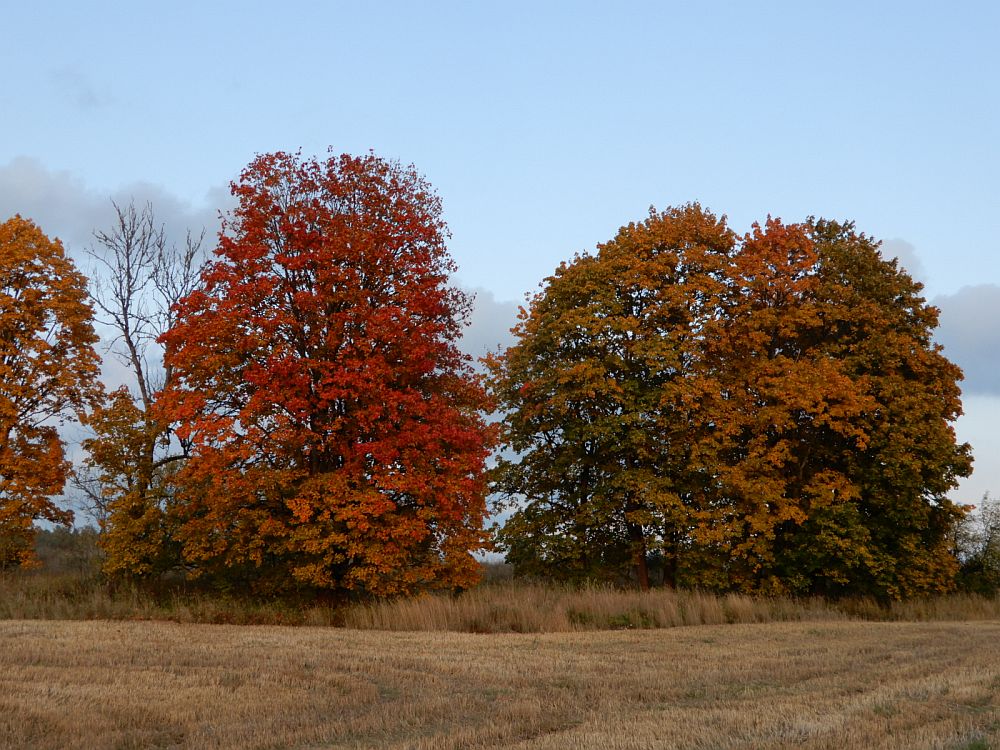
491 208 971 598
490 204 733 589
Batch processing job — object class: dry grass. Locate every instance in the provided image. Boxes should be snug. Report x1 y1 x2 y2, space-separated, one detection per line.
342 583 841 631
0 572 338 625
343 582 1000 633
6 572 1000 633
2 618 999 749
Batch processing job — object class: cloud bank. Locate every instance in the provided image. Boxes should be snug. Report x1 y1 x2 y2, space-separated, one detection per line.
0 156 519 372
0 156 226 262
935 285 1000 396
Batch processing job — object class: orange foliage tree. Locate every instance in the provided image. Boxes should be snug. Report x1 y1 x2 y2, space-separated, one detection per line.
491 207 972 598
688 218 971 597
0 217 101 568
158 151 494 596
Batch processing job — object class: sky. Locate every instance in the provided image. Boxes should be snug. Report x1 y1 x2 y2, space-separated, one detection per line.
1 1 999 505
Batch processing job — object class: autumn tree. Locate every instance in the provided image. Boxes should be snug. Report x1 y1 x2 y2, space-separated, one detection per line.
492 209 971 598
76 201 203 576
801 219 970 596
0 217 101 568
685 218 971 597
488 205 733 589
158 150 493 596
682 218 874 593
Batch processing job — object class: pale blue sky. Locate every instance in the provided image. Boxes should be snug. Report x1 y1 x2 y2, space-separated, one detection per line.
2 1 999 501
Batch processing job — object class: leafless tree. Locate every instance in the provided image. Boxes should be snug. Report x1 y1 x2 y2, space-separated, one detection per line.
73 200 205 529
88 200 204 407
954 493 1000 594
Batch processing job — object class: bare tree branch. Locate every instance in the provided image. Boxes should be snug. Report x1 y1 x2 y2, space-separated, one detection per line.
75 199 207 534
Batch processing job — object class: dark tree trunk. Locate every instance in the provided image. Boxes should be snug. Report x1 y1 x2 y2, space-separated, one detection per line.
663 532 679 589
628 522 650 591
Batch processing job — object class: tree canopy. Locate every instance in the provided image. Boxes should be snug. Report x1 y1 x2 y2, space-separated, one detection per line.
488 205 733 589
1 157 976 601
489 205 971 598
157 151 494 595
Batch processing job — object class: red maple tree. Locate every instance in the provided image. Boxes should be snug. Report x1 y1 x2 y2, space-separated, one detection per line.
158 151 494 595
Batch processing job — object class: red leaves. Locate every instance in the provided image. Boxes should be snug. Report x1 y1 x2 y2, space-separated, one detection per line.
158 151 492 595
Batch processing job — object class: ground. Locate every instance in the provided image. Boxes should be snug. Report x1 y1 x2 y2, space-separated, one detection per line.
2 619 997 749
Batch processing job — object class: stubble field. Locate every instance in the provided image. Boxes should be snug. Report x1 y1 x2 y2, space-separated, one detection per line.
2 619 998 749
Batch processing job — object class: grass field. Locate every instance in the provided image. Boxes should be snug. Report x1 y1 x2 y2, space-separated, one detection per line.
3 619 998 749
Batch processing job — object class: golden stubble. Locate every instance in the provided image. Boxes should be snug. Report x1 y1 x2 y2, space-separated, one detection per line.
2 619 998 749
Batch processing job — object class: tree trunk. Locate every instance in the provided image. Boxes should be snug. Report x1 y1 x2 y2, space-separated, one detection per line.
628 522 650 591
663 532 679 589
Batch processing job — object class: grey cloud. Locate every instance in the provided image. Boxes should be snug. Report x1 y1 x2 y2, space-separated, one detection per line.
0 157 230 397
934 284 1000 396
881 238 925 283
875 239 999 395
458 287 518 366
0 157 226 263
0 157 111 252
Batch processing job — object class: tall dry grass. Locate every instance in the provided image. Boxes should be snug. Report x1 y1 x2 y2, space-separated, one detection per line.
5 570 1000 632
343 582 1000 632
0 572 337 625
342 582 842 631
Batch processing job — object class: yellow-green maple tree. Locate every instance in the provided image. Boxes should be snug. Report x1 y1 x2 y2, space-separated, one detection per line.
81 386 179 575
0 217 101 568
489 205 733 589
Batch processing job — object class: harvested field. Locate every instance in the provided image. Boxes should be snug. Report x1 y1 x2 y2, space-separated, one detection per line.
2 619 998 749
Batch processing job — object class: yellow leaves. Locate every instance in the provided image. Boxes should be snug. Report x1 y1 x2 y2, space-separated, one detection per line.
79 384 183 578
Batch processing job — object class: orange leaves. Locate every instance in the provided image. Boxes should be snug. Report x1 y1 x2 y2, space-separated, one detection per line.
687 219 971 596
0 217 101 568
492 208 971 598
